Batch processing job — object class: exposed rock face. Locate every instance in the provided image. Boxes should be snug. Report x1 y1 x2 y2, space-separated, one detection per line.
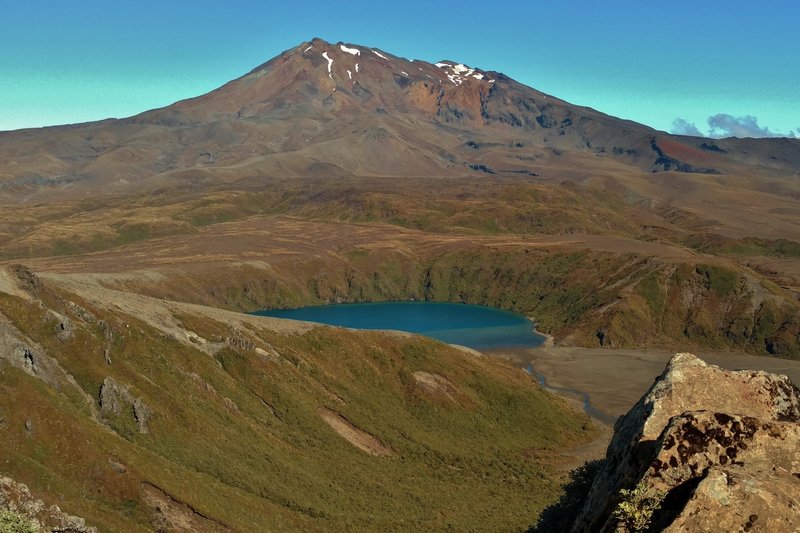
570 352 800 532
0 476 96 532
0 321 71 391
99 377 152 433
663 467 800 532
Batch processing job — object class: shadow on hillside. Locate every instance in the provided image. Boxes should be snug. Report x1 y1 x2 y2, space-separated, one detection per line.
527 459 604 532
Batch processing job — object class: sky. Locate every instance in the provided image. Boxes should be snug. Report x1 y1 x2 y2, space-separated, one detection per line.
1 0 799 137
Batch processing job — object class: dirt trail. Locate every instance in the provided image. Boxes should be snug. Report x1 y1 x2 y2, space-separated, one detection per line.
318 407 394 456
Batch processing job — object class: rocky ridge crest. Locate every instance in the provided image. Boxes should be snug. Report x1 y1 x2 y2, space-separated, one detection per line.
569 353 800 532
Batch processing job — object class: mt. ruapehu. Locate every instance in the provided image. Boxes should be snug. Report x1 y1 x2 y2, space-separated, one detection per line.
2 38 799 204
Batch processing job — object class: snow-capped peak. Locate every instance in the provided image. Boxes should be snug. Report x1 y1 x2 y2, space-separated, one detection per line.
451 64 474 76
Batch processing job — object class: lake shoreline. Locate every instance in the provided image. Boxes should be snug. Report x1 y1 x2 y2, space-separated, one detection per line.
484 344 800 423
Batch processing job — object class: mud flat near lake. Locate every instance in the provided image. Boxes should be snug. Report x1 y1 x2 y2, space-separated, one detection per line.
486 345 800 423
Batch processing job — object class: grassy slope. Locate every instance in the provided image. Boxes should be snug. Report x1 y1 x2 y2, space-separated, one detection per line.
0 279 592 531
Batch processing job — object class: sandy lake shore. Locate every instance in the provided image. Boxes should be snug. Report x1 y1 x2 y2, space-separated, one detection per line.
485 344 800 423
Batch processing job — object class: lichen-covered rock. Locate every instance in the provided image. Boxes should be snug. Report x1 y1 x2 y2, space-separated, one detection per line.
570 353 800 532
0 476 96 532
648 411 800 492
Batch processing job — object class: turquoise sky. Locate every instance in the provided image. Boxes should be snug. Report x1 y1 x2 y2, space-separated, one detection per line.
2 0 798 137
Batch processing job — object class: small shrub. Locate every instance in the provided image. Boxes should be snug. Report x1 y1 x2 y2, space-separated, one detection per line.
612 481 665 532
0 510 38 533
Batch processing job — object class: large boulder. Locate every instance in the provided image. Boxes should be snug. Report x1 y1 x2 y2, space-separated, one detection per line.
571 352 800 532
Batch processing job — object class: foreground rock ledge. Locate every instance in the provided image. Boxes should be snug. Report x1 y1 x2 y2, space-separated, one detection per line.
0 476 96 532
571 352 800 532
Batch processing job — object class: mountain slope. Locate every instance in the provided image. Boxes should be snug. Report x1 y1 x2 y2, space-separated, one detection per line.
0 265 592 530
1 38 798 205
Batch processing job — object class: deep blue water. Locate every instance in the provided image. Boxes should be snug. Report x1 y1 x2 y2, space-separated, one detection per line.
253 301 545 350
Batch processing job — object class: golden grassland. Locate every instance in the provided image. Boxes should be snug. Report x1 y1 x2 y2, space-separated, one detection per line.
2 177 798 358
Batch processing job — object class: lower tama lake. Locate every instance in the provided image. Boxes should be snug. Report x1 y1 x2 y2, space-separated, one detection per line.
253 301 620 423
252 301 546 350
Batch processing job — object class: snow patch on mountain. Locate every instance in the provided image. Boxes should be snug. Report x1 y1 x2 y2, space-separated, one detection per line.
322 52 334 79
434 61 491 85
355 63 359 73
340 44 361 56
372 50 388 60
303 45 313 53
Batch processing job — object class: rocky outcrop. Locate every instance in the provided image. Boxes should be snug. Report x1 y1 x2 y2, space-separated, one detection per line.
99 377 152 433
9 265 42 294
0 319 72 391
569 352 800 532
0 476 96 532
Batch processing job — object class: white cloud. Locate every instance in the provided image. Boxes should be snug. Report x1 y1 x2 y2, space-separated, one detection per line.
670 118 703 137
670 114 797 139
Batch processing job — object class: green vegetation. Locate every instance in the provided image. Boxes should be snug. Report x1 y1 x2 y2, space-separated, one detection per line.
612 481 665 533
3 177 799 358
0 510 37 533
636 271 665 319
695 264 738 297
0 283 593 531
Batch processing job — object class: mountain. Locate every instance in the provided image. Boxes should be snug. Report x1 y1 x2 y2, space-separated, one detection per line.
1 38 799 203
